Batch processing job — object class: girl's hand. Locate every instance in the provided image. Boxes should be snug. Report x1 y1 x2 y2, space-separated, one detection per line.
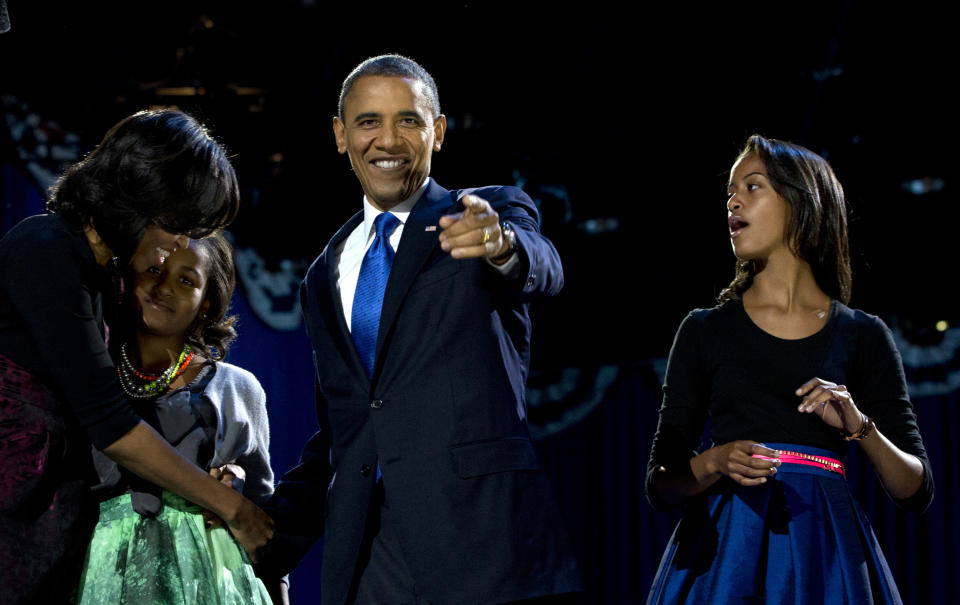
796 377 863 434
703 441 780 486
203 464 247 528
210 463 246 492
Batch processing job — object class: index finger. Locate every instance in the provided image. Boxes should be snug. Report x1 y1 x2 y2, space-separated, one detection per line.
440 196 499 238
748 442 780 458
462 194 491 215
461 196 499 227
438 193 489 229
795 377 828 397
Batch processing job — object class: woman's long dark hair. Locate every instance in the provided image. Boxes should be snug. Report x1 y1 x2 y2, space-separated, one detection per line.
719 135 852 304
47 109 240 264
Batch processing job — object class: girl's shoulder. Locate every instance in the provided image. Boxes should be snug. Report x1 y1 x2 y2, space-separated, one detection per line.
683 299 743 330
204 361 266 399
830 301 892 339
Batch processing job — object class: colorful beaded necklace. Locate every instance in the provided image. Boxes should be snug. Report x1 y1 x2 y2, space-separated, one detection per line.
117 342 194 399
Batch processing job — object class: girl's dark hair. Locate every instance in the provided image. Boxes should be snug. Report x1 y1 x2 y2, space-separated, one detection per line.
47 109 240 264
718 135 852 304
186 234 237 360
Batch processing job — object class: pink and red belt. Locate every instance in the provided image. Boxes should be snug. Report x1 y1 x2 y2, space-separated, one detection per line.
754 449 845 478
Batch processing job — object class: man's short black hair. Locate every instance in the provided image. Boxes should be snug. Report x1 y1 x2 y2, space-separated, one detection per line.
338 54 440 120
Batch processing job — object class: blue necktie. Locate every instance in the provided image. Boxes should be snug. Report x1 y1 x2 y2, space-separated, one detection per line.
351 212 401 378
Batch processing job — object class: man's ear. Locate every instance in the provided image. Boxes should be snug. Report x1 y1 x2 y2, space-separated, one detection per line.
433 114 447 151
333 117 347 154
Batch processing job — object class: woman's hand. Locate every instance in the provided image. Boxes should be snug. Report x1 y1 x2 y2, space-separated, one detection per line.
223 498 274 561
796 377 863 434
796 378 926 501
701 441 781 486
653 441 780 506
213 465 273 559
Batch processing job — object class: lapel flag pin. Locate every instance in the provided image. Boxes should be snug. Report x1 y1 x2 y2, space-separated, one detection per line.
425 226 437 232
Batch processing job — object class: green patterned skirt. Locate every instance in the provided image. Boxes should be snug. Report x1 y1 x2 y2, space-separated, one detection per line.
75 491 271 605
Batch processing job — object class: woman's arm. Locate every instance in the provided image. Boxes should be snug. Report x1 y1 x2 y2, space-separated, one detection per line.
858 428 925 499
652 440 782 508
796 312 931 508
796 378 925 501
648 308 787 508
103 421 274 556
647 310 779 508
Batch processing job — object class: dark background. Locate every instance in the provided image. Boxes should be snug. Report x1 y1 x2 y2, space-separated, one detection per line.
1 1 956 603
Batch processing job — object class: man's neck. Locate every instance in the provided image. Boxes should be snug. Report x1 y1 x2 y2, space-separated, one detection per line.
363 178 431 213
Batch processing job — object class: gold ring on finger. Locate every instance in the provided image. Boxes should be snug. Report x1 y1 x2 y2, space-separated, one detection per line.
480 228 490 244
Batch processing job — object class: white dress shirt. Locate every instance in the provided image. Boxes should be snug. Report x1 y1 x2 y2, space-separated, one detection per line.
335 177 519 331
336 179 429 331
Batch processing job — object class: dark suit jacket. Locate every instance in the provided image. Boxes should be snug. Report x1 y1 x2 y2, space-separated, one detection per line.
260 181 582 604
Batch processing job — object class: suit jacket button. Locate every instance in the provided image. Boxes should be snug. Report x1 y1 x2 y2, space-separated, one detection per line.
360 464 372 477
526 275 536 287
370 399 383 409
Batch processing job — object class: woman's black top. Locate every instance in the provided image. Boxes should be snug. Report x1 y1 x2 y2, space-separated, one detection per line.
646 299 933 513
0 213 139 448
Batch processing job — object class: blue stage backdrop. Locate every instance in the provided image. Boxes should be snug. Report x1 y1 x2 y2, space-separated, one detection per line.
222 281 326 599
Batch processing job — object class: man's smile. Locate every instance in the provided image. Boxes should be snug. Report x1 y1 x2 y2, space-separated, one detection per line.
370 157 409 170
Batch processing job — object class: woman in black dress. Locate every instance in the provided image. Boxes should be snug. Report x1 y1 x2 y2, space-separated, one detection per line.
646 135 932 604
0 109 272 604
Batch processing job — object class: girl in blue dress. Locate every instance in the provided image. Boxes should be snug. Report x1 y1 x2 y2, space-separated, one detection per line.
646 135 932 604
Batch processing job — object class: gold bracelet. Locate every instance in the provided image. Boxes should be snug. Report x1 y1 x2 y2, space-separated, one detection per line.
840 412 875 441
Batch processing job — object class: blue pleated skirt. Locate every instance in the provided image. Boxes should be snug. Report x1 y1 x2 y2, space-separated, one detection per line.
647 444 902 605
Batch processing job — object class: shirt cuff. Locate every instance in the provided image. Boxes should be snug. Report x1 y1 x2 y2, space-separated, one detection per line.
485 252 520 274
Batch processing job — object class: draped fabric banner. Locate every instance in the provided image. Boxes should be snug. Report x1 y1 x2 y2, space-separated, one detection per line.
221 286 327 602
1 163 47 234
532 362 680 604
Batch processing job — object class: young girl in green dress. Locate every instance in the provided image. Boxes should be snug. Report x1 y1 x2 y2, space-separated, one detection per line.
76 235 282 604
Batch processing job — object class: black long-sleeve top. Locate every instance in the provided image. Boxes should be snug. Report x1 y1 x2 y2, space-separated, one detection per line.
0 213 139 449
646 299 933 514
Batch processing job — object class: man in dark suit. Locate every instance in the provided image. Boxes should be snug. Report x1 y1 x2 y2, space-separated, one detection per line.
259 54 581 605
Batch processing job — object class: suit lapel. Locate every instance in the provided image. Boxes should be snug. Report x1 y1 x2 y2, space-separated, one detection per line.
373 181 457 376
316 211 369 382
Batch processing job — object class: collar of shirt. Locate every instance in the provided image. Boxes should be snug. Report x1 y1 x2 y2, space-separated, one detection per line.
336 177 432 331
359 177 431 247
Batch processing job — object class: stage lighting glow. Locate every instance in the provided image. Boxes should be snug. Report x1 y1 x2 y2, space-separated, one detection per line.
901 177 945 195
